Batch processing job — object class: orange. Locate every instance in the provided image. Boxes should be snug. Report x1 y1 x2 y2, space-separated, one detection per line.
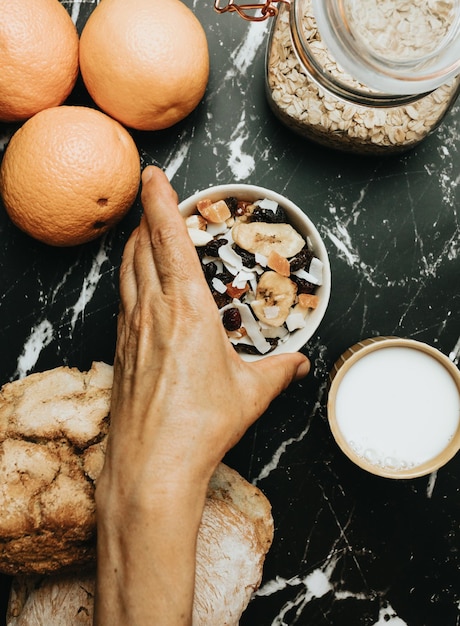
79 0 210 131
0 0 79 123
0 106 141 247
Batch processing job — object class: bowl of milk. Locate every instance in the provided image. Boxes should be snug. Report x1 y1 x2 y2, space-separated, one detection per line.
327 337 460 478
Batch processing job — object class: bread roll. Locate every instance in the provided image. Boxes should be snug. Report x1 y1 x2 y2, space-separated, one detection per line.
0 362 112 574
0 363 274 624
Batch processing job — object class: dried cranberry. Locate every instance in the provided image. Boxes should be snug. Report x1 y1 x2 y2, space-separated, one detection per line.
204 238 228 258
222 308 242 331
290 246 314 272
250 205 287 223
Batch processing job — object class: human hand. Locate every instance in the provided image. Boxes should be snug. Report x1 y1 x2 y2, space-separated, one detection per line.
103 165 310 492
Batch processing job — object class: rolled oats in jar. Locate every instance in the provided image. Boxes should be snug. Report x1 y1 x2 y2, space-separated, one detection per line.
264 0 460 154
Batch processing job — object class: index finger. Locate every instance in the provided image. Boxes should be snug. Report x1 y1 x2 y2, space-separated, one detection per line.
140 166 206 291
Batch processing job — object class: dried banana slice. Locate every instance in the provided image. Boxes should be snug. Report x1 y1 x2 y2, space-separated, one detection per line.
232 222 305 259
250 271 297 327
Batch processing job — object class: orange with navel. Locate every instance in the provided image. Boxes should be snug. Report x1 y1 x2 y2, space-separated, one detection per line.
0 106 141 247
79 0 210 131
0 0 79 123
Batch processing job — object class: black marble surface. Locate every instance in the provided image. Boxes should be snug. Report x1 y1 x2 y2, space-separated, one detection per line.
1 1 459 624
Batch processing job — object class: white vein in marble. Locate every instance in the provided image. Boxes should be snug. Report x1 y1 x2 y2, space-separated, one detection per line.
228 21 269 77
204 20 270 181
227 111 256 181
68 241 110 329
256 554 409 626
164 136 193 181
12 237 112 379
13 319 54 380
253 380 327 486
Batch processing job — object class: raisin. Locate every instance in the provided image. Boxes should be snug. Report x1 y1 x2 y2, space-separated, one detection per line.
202 261 217 282
214 270 234 285
204 238 228 257
196 246 206 261
234 245 256 268
222 308 242 331
224 197 239 216
290 246 314 272
250 205 287 223
213 292 231 308
291 275 315 294
234 338 278 355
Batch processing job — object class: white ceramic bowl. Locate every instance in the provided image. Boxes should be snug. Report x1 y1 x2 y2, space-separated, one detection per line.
179 183 331 361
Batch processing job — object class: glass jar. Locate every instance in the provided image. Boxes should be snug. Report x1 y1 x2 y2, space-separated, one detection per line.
266 0 460 154
216 0 460 154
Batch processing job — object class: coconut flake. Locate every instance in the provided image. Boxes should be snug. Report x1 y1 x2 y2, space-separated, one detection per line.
255 252 268 267
232 269 255 290
252 264 265 276
212 277 228 294
260 325 289 339
206 221 228 236
223 229 234 246
232 300 272 354
188 228 213 246
292 266 322 286
308 257 323 285
249 275 258 294
286 312 306 332
257 198 278 213
219 243 243 272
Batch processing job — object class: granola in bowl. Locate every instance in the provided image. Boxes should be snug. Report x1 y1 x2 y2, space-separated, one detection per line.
179 184 331 361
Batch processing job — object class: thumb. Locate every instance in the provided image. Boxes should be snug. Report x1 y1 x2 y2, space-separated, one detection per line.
251 351 310 404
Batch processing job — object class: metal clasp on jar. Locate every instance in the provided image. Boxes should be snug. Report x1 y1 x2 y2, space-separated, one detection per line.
213 0 289 21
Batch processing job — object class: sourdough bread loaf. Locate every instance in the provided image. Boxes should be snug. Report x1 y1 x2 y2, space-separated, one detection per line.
0 362 274 624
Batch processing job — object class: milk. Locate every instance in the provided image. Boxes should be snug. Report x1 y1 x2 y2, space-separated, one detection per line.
335 346 460 471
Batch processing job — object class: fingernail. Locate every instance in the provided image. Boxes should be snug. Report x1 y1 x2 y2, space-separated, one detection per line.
142 166 154 184
296 358 310 379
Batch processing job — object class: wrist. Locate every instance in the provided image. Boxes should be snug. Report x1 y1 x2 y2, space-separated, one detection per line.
95 458 211 525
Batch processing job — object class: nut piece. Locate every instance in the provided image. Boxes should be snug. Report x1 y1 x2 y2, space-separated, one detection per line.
232 222 305 258
250 271 297 327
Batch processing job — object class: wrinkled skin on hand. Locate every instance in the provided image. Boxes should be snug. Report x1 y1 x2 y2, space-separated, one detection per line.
94 166 310 626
